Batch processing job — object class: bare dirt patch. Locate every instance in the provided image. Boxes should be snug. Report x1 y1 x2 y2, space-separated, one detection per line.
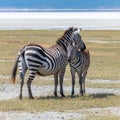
0 107 120 120
0 111 85 120
0 79 120 100
0 79 120 119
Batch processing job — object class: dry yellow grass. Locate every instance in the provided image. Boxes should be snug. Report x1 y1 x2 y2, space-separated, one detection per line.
0 30 120 119
0 30 120 81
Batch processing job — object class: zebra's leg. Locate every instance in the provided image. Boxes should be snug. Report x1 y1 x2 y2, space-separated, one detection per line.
71 74 75 96
79 73 84 96
54 73 58 97
81 76 85 93
59 70 65 97
27 78 34 99
71 69 76 96
70 65 76 96
18 56 27 99
19 73 24 99
82 70 88 94
27 71 36 99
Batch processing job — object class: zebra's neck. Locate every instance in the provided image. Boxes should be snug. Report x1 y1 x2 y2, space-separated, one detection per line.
71 51 83 62
56 38 68 52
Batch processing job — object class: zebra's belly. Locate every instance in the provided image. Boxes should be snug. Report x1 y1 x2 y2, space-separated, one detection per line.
37 69 55 76
37 67 57 76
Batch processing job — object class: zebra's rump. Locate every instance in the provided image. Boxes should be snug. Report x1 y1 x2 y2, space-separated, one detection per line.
82 49 90 68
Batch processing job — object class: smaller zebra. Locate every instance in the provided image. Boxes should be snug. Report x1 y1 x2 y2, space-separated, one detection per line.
69 48 90 96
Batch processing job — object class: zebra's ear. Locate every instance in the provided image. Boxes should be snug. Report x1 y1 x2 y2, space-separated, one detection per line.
74 29 80 34
80 28 82 31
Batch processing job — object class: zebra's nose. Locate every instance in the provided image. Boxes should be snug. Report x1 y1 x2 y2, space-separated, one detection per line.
68 58 71 62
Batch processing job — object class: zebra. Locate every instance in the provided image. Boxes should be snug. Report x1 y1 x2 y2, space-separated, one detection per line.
11 27 86 99
68 47 90 96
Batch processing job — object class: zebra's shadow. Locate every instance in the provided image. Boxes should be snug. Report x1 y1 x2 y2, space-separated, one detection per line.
37 95 81 100
88 93 115 99
36 93 115 100
37 95 63 100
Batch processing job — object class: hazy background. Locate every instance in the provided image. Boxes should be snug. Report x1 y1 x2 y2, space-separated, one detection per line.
0 0 120 30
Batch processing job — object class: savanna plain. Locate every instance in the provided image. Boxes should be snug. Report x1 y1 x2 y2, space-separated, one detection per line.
0 30 120 120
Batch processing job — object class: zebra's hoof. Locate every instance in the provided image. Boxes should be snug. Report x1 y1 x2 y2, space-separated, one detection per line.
29 96 34 99
19 95 22 100
79 93 84 96
71 94 74 97
61 94 65 97
54 93 58 97
71 92 74 96
54 95 58 98
83 90 86 93
80 90 84 96
19 97 22 100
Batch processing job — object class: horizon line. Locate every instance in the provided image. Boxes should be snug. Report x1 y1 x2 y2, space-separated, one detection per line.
0 8 120 12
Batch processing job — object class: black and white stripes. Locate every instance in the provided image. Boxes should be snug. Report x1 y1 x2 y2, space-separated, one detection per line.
69 48 90 96
11 27 86 99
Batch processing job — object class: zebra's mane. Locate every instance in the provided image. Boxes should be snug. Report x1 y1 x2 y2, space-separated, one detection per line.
56 38 67 52
56 27 73 51
62 27 73 37
21 27 75 52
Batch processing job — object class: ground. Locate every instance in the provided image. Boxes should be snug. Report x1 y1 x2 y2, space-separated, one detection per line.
0 30 120 120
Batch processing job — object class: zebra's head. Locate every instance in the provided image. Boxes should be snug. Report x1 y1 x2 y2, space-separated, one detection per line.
67 45 78 62
71 27 86 52
56 27 86 54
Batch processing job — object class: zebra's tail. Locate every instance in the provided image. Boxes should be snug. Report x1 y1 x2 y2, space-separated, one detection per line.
11 56 19 83
11 47 25 83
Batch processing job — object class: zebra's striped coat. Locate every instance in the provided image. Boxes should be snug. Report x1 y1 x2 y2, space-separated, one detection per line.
69 49 90 96
11 27 86 99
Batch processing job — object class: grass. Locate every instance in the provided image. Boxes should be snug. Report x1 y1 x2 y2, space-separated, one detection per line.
86 81 120 89
0 94 120 112
0 30 120 119
81 116 120 120
0 29 119 81
0 30 120 80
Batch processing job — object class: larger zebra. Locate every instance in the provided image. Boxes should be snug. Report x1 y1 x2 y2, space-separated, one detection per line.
11 27 86 99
